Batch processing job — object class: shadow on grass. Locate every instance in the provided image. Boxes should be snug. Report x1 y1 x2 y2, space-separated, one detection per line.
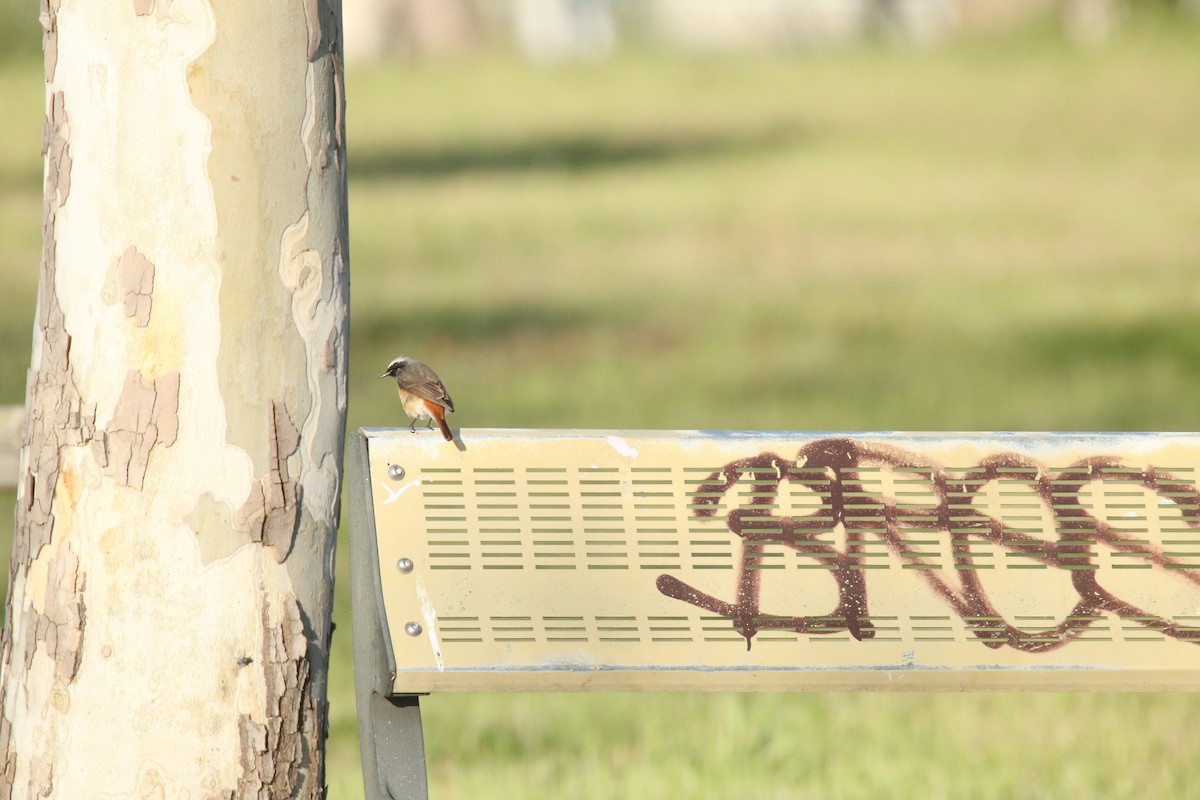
355 301 604 345
348 124 803 181
1017 315 1200 373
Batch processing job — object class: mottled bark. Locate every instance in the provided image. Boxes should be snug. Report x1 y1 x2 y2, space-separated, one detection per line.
2 1 348 797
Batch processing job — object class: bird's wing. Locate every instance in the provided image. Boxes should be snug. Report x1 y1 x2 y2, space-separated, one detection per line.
400 364 455 411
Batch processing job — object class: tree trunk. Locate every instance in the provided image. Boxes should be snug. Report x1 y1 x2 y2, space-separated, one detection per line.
2 1 349 797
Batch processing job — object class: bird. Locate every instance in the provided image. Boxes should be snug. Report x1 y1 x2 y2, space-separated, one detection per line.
380 356 456 441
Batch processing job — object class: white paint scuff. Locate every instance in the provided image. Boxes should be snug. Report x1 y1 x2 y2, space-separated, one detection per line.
379 477 421 506
605 436 639 459
414 577 444 672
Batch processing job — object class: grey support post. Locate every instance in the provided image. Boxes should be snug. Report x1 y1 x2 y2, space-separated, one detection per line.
347 430 430 800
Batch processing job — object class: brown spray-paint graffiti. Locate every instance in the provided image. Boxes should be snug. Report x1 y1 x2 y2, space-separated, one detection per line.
656 438 1200 651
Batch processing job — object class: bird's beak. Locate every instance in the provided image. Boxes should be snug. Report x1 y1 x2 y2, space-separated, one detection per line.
379 371 390 379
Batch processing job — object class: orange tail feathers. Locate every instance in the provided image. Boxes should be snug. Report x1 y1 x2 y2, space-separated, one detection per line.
431 405 453 442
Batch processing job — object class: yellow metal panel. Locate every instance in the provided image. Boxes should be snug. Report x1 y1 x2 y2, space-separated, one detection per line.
363 429 1200 692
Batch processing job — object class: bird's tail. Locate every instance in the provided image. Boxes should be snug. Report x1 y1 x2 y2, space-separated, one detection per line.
435 410 453 442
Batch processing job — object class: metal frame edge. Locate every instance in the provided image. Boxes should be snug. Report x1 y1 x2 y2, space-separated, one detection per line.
349 429 428 799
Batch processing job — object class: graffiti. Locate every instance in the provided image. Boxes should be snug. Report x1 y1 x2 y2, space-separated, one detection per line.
656 438 1200 652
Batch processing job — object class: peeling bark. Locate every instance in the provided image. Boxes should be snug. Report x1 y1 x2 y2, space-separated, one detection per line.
238 597 319 799
117 245 155 327
263 401 302 558
0 35 86 795
39 0 60 84
39 544 86 684
44 91 70 206
190 402 303 564
232 402 302 562
96 369 180 489
10 18 78 629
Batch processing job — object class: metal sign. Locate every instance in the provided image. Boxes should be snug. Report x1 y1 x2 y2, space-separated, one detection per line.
358 429 1200 692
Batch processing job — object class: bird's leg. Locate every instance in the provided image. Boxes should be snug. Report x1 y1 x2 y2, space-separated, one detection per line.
409 419 417 434
425 419 435 431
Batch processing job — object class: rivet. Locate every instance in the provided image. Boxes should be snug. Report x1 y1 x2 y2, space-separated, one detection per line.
388 464 405 481
405 621 423 637
397 557 414 574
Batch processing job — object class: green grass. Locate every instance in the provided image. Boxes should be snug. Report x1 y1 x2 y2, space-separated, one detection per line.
6 13 1200 799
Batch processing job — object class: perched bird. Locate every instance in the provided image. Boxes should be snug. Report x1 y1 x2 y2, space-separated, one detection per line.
380 355 456 442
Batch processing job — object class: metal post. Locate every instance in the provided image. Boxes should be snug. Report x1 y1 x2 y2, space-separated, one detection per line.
347 430 430 800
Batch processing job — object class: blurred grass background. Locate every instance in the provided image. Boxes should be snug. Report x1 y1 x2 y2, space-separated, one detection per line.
4 3 1200 798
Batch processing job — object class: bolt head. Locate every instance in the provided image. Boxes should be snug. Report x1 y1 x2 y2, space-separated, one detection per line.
397 558 414 574
388 464 405 481
404 621 423 637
